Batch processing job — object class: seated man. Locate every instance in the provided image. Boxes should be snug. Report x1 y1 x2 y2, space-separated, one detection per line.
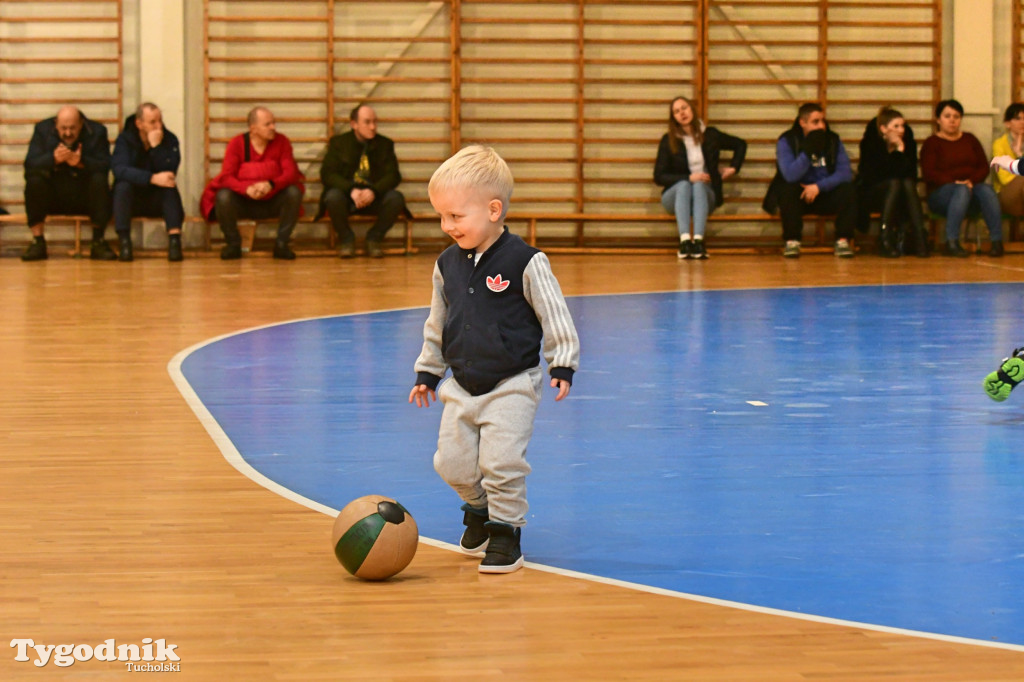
318 104 406 258
763 102 857 258
200 106 304 260
111 102 186 262
22 106 114 261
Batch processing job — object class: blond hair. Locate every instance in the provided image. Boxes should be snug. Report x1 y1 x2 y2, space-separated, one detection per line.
429 145 514 217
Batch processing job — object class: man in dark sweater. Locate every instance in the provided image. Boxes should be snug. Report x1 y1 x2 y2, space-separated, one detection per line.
317 104 406 258
22 106 114 261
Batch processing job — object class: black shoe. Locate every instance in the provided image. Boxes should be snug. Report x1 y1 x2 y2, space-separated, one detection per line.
459 504 489 556
691 239 708 259
338 240 355 259
90 239 117 261
118 236 133 262
478 521 523 574
677 240 692 260
273 241 296 260
167 234 183 262
990 241 1004 258
944 240 967 258
366 240 384 259
915 236 931 258
878 227 900 258
220 244 243 260
21 239 47 262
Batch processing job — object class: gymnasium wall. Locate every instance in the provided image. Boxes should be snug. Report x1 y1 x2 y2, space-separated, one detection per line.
0 0 1017 243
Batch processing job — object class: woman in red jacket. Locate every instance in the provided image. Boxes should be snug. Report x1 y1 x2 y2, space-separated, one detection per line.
920 99 1003 257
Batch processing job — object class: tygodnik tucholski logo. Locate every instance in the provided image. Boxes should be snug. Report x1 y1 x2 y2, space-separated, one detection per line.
11 638 181 672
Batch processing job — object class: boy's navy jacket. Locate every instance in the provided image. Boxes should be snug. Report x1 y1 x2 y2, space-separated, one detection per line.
111 113 180 186
416 228 577 396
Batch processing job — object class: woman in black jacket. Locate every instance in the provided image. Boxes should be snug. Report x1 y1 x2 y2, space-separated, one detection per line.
857 105 928 257
654 96 746 259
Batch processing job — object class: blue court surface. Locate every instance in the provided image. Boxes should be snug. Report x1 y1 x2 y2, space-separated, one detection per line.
172 282 1024 648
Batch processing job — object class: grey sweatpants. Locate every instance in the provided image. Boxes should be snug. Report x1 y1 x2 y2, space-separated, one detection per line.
433 366 543 527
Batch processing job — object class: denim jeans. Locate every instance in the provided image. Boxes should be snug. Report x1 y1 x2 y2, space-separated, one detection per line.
926 182 1002 242
661 180 715 238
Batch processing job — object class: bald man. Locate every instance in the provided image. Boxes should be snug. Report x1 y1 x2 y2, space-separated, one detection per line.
199 106 304 260
22 106 114 261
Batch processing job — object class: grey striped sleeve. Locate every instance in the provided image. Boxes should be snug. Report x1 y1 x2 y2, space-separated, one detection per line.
523 252 580 374
413 261 449 380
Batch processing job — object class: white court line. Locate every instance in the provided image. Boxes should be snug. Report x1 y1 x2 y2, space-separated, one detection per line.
973 259 1024 274
167 299 1024 655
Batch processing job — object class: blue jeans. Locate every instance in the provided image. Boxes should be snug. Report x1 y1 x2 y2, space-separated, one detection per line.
926 182 1002 243
661 180 715 238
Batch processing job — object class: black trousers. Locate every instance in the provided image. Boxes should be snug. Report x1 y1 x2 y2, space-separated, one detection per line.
321 187 406 243
25 171 111 230
212 185 303 247
861 178 925 233
777 181 857 242
112 181 184 236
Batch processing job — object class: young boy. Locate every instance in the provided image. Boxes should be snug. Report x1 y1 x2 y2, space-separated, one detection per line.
408 146 580 574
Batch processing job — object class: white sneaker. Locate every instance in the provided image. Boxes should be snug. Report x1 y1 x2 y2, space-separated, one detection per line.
835 238 854 258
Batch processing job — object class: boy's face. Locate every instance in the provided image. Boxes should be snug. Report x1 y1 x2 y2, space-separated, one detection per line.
430 185 505 253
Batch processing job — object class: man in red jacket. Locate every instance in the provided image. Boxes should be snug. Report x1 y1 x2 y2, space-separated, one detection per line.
201 106 304 260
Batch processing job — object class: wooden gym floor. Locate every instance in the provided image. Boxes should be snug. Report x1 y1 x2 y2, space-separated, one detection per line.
2 249 1024 681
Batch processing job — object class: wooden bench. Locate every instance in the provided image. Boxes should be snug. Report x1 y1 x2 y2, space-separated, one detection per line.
203 213 418 257
0 212 418 258
506 211 1024 256
504 212 843 255
0 213 95 257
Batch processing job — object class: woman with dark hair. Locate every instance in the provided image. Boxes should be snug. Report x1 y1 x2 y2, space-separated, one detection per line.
920 98 1003 257
857 105 928 257
654 96 746 259
991 102 1024 217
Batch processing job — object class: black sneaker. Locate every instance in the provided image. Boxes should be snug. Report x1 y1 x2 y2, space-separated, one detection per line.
273 241 296 260
90 239 117 261
691 239 708 259
167 234 183 262
21 239 47 262
366 240 384 259
677 240 692 260
220 244 243 260
338 240 355 259
991 241 1004 258
944 240 968 258
459 504 489 556
118 235 133 262
478 521 523 574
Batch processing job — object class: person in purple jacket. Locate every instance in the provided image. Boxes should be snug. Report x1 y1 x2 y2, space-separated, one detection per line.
763 103 857 258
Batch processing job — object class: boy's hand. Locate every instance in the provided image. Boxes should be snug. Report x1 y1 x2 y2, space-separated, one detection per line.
409 384 436 408
991 155 1015 173
551 378 571 402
